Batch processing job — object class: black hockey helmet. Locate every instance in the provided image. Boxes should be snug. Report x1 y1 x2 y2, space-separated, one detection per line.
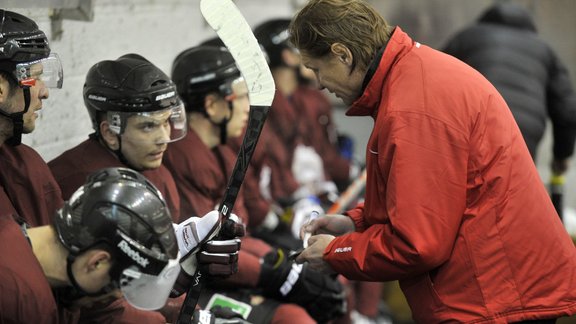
171 45 242 112
0 10 50 67
0 10 63 145
83 53 186 141
254 18 293 68
55 167 180 310
199 36 225 48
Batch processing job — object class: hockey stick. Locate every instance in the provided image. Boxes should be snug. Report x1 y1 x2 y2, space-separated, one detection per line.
177 0 275 322
326 168 367 214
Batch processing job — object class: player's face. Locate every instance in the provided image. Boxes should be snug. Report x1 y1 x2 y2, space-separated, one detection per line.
225 79 250 138
300 49 364 106
120 109 173 170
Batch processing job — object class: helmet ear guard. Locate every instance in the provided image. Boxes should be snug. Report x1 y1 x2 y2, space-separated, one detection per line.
107 112 123 135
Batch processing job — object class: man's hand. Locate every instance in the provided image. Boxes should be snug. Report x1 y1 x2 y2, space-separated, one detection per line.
294 234 337 274
295 214 353 273
300 214 355 239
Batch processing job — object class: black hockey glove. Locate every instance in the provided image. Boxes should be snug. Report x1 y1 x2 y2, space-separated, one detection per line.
258 249 347 323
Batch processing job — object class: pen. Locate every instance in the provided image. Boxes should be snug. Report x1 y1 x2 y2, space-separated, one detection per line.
302 210 320 248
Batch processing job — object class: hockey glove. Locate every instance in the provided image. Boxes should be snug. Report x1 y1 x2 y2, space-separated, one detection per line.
171 211 244 297
258 248 347 323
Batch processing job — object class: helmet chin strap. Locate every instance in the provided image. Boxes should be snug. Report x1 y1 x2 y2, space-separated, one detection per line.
2 86 31 146
209 101 234 145
111 135 142 171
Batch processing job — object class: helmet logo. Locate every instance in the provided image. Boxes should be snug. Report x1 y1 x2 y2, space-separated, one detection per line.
118 240 150 268
88 94 107 102
155 91 175 101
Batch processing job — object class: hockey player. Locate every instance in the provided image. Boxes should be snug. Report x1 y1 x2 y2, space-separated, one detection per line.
255 18 385 324
49 53 246 322
49 54 186 223
0 9 64 227
0 167 240 323
164 44 346 323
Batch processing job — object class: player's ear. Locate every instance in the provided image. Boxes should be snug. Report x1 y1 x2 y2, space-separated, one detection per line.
0 74 13 105
330 43 353 66
204 93 222 117
100 121 120 150
87 250 112 273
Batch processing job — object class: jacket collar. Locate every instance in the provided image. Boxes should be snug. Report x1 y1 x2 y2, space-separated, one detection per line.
346 27 415 117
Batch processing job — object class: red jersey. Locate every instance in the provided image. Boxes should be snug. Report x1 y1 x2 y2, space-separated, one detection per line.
227 133 270 229
163 130 249 224
164 129 273 287
48 136 181 222
292 85 351 188
0 215 60 323
0 144 64 227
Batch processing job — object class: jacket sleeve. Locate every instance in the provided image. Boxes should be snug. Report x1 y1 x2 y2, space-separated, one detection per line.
546 49 576 160
344 202 366 231
325 112 468 281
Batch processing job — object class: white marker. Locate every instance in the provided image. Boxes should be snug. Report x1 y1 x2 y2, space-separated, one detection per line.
302 210 320 248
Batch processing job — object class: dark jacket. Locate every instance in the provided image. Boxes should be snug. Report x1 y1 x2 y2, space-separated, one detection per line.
444 2 576 160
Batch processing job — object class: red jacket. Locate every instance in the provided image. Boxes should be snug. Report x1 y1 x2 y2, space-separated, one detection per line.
324 27 576 323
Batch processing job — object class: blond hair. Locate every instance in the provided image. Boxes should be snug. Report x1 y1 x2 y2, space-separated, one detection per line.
289 0 391 72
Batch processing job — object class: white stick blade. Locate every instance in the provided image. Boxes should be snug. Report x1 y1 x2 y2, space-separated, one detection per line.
200 0 275 107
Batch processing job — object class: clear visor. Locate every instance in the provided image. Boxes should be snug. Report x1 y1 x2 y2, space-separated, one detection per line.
120 258 181 310
113 104 187 145
15 53 63 89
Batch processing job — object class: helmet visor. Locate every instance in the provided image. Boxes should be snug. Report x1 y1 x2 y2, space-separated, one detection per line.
120 258 181 310
115 104 187 144
15 53 63 89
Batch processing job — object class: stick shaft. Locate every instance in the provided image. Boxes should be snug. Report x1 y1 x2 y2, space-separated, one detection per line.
327 169 367 214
